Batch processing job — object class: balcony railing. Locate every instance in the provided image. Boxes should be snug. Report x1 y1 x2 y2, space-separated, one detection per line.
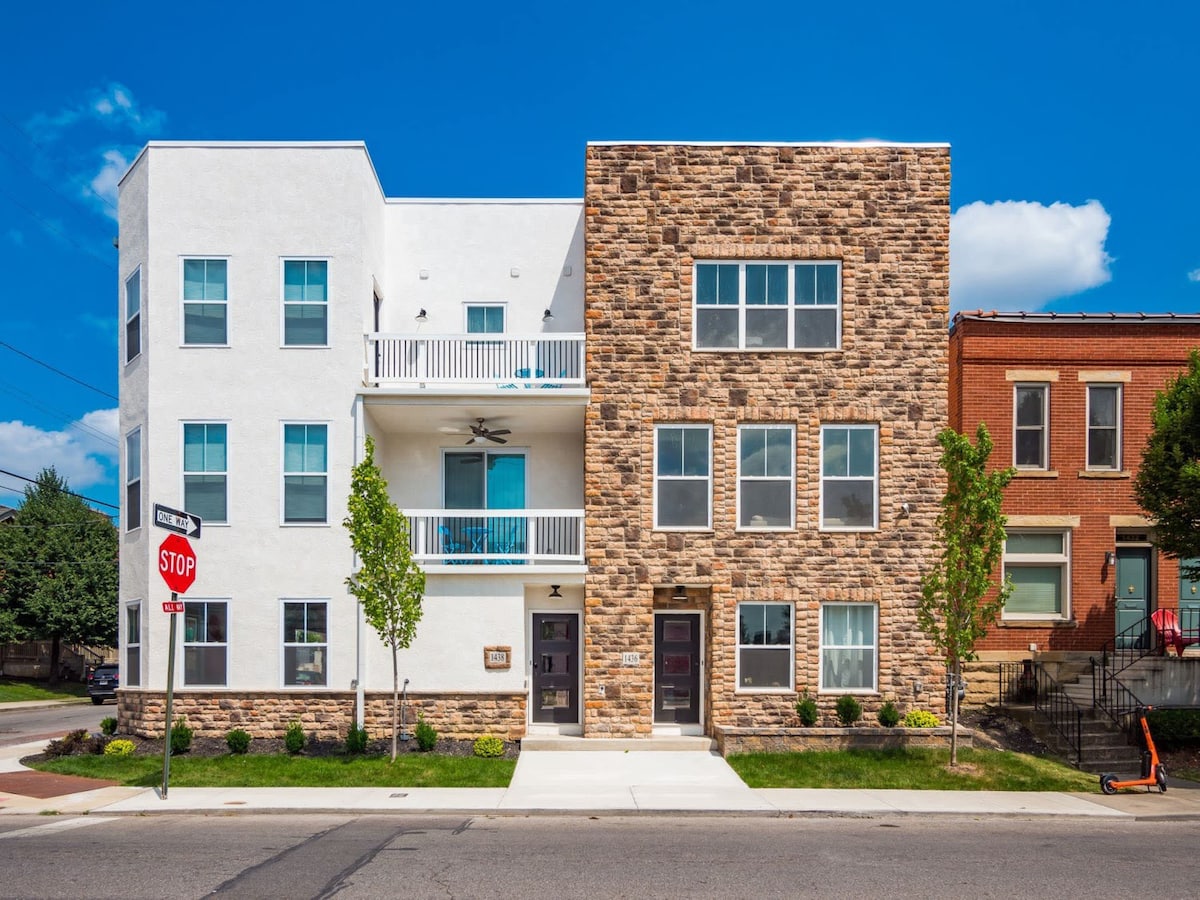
366 333 585 388
405 509 584 567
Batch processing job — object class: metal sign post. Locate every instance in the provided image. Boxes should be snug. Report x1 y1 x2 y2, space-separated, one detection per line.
162 594 178 799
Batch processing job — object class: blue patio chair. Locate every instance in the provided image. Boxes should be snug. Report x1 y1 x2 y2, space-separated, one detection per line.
543 368 568 389
438 524 464 563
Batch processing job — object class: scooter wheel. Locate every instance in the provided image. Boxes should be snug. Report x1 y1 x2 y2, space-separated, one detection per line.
1100 774 1118 795
1156 765 1168 793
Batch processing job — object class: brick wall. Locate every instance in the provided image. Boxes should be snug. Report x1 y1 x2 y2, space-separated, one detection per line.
582 144 951 735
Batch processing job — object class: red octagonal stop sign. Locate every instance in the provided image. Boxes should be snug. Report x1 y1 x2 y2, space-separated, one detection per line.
158 533 197 594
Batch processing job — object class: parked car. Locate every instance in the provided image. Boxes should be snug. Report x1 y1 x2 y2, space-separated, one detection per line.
87 663 119 705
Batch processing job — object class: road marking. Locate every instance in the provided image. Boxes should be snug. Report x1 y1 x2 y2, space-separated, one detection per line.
0 817 114 840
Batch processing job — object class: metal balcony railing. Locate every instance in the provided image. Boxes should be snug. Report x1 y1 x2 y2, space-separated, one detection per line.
365 333 585 388
404 509 584 566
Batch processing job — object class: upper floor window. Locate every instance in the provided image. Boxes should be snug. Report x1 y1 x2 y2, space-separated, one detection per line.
466 304 505 334
1087 384 1121 470
654 425 711 529
125 428 141 531
1003 530 1070 620
282 260 328 346
183 423 228 523
820 424 878 530
694 261 840 351
124 268 141 363
283 423 328 524
738 425 794 529
182 258 228 345
1014 384 1049 469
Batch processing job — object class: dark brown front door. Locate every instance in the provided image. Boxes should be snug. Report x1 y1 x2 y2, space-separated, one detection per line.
531 613 579 724
654 613 701 724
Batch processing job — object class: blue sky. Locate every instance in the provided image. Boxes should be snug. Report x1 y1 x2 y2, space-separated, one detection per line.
1 0 1197 516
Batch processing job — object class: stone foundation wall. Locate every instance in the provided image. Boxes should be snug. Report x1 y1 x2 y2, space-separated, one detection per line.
715 726 971 755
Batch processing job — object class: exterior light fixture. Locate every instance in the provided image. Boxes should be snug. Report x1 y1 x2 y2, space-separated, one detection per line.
415 308 428 322
672 585 687 601
542 308 554 322
1105 551 1116 566
549 585 562 598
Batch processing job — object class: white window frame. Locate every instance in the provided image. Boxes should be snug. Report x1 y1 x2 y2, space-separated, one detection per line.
182 599 228 686
281 258 329 347
1003 529 1071 621
653 424 712 531
125 427 141 532
124 267 141 363
125 602 141 687
737 424 795 530
1086 384 1122 471
1013 383 1049 470
736 602 794 692
819 602 879 694
464 302 507 334
693 260 842 351
281 599 329 688
181 257 229 346
819 424 879 531
182 421 229 525
281 421 329 525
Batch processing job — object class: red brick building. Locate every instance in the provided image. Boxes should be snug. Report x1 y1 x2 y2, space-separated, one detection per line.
949 311 1200 665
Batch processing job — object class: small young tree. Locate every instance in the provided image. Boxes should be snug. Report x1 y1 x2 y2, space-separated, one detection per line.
1134 349 1200 580
918 424 1014 765
344 436 425 761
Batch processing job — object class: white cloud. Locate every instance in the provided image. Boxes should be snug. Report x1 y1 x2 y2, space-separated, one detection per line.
0 409 118 492
1188 269 1200 283
27 82 165 142
950 200 1113 312
87 148 131 217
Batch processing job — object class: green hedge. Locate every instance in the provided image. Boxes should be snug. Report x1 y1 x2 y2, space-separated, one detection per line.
1147 709 1200 750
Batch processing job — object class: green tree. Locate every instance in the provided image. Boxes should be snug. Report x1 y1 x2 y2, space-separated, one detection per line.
0 469 118 683
1134 349 1200 580
918 425 1014 765
343 436 425 762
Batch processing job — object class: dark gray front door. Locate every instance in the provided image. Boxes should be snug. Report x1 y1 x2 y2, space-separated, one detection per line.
654 613 701 724
1115 547 1152 648
531 613 578 724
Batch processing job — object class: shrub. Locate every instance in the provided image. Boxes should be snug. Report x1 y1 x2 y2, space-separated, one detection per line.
415 716 437 752
100 716 118 736
285 721 306 755
903 709 941 728
226 729 252 755
877 701 901 728
345 724 369 755
836 694 863 726
86 734 109 754
795 694 819 727
170 718 193 755
473 735 505 758
1147 708 1200 751
45 729 90 758
104 739 135 757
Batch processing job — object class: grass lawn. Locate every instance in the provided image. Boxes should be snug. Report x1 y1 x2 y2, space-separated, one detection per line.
0 677 88 703
31 752 516 788
727 747 1099 792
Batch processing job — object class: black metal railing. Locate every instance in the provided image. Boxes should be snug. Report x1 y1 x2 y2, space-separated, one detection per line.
1090 656 1145 728
1097 614 1159 676
998 661 1083 767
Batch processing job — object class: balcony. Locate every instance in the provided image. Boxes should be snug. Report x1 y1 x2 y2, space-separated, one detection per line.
365 333 586 389
405 509 584 569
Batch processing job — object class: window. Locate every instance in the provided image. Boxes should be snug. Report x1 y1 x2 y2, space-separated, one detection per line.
124 268 141 363
1014 384 1049 469
466 304 505 334
820 603 877 692
282 259 328 345
125 428 141 531
183 423 227 523
738 425 794 529
283 423 328 523
1004 530 1070 619
183 601 227 685
737 603 793 690
283 601 328 686
654 425 711 529
1087 384 1121 470
182 258 228 344
694 261 840 350
820 425 877 530
125 603 141 687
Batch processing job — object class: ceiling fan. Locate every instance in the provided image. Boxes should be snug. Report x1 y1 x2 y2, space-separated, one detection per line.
464 418 510 445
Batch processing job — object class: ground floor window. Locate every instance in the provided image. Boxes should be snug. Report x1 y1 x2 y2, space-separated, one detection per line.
184 600 227 685
820 603 877 692
737 602 793 690
283 600 327 686
1003 530 1069 619
125 603 141 687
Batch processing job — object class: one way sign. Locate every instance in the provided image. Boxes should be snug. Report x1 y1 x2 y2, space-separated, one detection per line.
153 503 202 540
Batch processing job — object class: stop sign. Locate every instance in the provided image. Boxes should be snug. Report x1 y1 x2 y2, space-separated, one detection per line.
158 533 197 594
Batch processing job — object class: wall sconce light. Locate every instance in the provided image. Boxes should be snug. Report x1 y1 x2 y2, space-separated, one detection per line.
542 308 554 322
914 680 923 695
415 309 428 323
548 585 562 598
900 501 912 516
672 585 688 601
1105 551 1116 566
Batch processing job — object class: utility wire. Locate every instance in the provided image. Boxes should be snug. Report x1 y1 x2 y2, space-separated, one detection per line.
0 382 118 450
0 340 118 402
0 183 117 273
0 466 119 511
0 130 120 218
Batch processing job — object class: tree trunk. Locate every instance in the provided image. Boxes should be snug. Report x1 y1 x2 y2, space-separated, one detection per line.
391 643 399 763
949 658 960 766
48 635 61 687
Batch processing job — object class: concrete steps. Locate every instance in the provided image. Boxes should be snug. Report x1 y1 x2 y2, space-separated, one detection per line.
521 735 717 752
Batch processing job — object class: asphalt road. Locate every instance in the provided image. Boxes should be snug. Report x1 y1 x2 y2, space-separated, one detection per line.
0 814 1193 899
0 702 108 747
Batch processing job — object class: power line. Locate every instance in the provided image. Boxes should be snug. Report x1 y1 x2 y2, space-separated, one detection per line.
0 340 118 402
0 128 120 218
0 466 119 511
0 382 118 450
0 183 117 273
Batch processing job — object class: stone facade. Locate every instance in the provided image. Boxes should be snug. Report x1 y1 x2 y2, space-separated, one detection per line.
582 143 952 736
715 725 971 755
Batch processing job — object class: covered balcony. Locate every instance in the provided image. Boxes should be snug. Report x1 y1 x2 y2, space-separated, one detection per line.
405 510 583 567
364 333 585 390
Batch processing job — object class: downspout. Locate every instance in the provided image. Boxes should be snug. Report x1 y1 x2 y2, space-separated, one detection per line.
353 393 366 729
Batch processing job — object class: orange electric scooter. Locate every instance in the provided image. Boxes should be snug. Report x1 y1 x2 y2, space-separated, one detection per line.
1099 706 1167 795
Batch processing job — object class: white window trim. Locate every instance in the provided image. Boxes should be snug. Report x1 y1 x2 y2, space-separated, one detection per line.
280 258 330 348
124 267 141 364
463 302 508 334
125 427 142 532
818 424 879 532
1013 383 1050 470
818 602 879 694
280 599 329 688
125 601 142 688
736 424 795 531
181 420 230 526
180 256 230 347
1003 529 1071 621
181 599 229 687
280 421 330 526
692 260 842 352
653 424 713 531
1086 383 1122 471
735 602 794 693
